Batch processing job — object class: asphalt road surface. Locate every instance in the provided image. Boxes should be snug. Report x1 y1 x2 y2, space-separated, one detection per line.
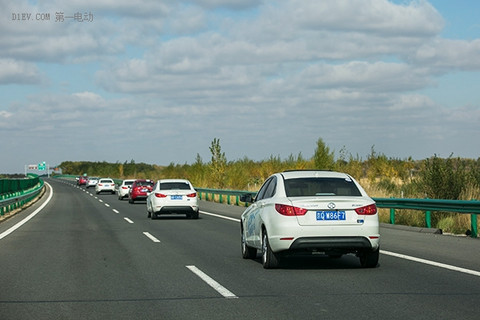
1 178 479 319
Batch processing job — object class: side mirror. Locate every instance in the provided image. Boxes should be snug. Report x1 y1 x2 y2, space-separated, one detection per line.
240 194 254 203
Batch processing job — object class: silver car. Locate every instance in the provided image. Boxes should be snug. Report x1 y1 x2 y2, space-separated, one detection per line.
240 170 380 269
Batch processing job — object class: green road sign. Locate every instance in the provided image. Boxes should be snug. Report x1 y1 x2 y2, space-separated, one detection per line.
38 162 46 171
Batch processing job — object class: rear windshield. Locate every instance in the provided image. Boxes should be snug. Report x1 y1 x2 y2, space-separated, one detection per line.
124 181 134 186
136 181 154 186
160 182 191 190
284 177 361 197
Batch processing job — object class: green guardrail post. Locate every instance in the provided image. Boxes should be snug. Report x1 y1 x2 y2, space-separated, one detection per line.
471 214 478 238
235 195 239 206
219 194 223 204
425 211 432 228
227 195 231 205
390 208 395 225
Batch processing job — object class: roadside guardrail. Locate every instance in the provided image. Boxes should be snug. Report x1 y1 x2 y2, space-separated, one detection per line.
0 175 44 216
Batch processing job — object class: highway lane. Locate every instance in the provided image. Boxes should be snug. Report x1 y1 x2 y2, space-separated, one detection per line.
1 178 479 319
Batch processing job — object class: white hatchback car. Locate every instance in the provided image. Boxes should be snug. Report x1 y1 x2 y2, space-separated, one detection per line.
240 170 379 269
117 179 135 200
146 179 199 219
95 178 116 194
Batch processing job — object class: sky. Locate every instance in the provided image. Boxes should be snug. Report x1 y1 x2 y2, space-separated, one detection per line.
1 0 480 173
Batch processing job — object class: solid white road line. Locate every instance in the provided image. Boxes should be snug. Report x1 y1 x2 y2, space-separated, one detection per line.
199 211 240 222
124 217 134 224
143 232 161 243
113 209 120 214
186 265 238 299
0 182 53 240
381 250 480 277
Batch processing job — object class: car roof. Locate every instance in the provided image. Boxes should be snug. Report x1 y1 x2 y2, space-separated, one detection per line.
279 170 350 179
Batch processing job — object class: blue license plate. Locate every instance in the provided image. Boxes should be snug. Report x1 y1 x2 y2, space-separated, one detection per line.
316 211 346 221
171 195 183 200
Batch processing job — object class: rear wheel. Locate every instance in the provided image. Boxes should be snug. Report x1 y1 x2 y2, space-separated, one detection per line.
147 203 151 218
262 231 280 269
359 248 379 268
241 228 257 259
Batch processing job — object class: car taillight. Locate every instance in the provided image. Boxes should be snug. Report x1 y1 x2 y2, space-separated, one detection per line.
122 186 128 189
186 192 196 198
98 184 103 186
355 204 377 215
155 193 167 198
275 204 308 216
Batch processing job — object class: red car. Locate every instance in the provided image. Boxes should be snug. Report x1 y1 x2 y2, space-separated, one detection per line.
77 176 88 186
128 179 154 203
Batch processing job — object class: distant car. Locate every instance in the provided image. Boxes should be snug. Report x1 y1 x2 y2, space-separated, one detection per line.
128 179 154 203
240 170 380 269
77 176 88 186
95 178 116 194
86 177 99 188
117 179 135 200
147 179 199 219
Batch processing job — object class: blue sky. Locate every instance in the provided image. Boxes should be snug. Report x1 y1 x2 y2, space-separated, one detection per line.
1 0 480 173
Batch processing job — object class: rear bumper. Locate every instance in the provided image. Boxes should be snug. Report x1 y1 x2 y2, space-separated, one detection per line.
156 206 198 214
289 236 374 253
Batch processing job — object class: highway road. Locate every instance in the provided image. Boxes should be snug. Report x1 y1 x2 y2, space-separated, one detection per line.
1 178 479 319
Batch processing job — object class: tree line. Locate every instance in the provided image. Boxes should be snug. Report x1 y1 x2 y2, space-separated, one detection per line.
58 138 480 200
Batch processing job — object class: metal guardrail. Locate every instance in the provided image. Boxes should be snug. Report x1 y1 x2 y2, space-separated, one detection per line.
196 188 254 206
0 179 45 216
196 188 479 238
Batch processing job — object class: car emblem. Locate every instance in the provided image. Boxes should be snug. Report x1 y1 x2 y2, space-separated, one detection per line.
327 202 336 209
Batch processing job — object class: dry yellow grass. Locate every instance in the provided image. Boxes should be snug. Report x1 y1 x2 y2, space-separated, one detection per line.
359 178 478 235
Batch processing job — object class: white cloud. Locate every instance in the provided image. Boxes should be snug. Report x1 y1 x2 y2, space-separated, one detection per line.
1 0 480 172
0 59 44 84
410 38 480 71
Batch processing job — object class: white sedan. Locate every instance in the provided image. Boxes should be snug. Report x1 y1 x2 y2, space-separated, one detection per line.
95 178 116 194
86 177 99 189
240 170 380 269
117 179 135 200
147 179 199 219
